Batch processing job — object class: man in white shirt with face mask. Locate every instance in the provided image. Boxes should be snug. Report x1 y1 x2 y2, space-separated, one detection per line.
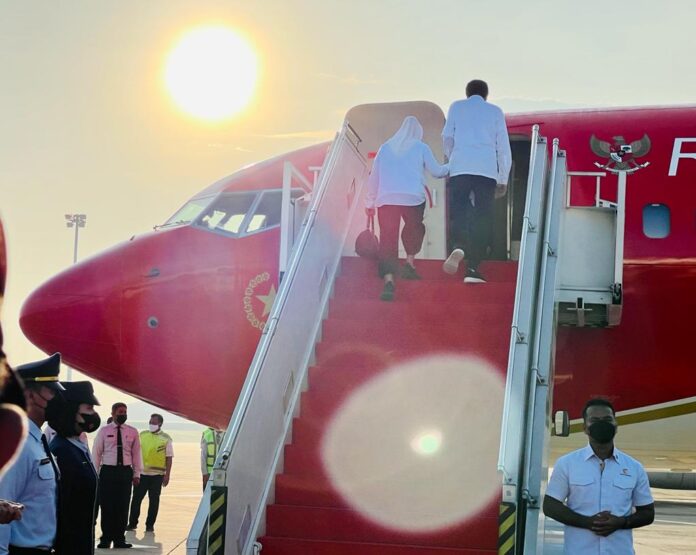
127 414 173 533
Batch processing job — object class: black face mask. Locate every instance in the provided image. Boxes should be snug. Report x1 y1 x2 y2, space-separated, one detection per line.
115 414 127 425
588 421 616 444
78 412 101 433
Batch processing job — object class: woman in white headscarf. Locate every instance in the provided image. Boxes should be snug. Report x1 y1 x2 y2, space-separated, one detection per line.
365 116 449 301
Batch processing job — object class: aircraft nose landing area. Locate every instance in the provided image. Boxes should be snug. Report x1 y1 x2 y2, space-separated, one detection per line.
321 355 505 533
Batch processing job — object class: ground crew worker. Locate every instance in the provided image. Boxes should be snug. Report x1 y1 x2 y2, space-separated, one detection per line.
200 427 223 490
127 414 172 533
93 402 142 549
0 353 65 555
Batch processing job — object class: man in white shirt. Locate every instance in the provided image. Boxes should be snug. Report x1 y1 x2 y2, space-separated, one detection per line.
442 80 512 283
93 402 143 549
543 398 654 554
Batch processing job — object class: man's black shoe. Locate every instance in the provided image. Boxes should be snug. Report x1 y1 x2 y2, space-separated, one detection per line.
125 524 136 531
97 541 111 549
145 526 154 532
113 542 133 549
464 268 486 284
400 263 421 280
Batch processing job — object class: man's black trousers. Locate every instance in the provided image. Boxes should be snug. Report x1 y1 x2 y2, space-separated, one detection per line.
377 202 426 278
99 465 133 544
448 174 496 270
128 474 164 529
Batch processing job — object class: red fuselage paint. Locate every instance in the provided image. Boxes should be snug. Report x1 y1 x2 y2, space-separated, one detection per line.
19 107 696 428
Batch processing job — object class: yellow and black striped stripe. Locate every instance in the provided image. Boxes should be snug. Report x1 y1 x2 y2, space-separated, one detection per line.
207 486 227 555
498 502 516 555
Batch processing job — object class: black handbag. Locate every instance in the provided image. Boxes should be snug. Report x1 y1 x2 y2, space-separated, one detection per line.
355 214 379 259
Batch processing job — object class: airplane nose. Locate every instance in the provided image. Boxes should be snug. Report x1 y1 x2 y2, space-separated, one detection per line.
20 248 123 377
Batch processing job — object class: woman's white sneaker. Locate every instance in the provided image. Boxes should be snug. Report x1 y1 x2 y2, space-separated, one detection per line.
443 249 465 274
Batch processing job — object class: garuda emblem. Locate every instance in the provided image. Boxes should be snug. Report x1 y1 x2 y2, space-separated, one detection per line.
590 134 651 172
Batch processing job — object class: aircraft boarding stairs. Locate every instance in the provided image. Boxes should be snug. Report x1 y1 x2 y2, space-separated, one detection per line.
186 103 630 555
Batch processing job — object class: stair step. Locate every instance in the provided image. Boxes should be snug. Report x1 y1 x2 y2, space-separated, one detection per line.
320 320 513 349
328 298 513 324
275 473 345 508
333 278 515 303
314 341 510 370
259 536 497 554
266 505 498 549
340 257 518 283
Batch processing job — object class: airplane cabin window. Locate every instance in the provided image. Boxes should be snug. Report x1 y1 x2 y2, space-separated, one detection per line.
196 192 257 236
642 203 670 239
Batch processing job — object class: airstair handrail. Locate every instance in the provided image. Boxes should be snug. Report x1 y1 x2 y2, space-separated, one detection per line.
521 138 561 497
216 125 347 469
498 124 544 483
188 122 368 555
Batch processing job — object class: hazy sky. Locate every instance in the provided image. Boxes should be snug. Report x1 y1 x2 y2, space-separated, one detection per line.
1 0 694 415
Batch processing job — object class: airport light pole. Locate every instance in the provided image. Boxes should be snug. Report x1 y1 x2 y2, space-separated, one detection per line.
64 213 87 381
65 213 87 264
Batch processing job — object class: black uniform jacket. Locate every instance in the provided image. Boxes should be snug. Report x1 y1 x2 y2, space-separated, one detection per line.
50 435 99 555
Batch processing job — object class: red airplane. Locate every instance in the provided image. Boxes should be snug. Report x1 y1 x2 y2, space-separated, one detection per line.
19 103 696 453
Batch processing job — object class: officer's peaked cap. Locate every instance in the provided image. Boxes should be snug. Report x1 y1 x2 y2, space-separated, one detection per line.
16 353 65 391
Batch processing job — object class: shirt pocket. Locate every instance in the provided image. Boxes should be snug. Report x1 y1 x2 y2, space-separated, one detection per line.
38 461 55 480
612 474 636 510
568 472 596 512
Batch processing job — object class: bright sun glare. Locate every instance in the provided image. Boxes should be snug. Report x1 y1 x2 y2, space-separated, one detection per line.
165 26 258 121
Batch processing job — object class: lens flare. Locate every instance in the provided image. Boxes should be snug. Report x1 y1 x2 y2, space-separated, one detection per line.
321 354 505 532
411 430 443 456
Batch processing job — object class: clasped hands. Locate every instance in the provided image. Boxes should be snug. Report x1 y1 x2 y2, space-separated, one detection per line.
589 510 625 536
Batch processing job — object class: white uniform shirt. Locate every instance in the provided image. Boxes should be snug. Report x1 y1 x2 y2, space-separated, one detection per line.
0 421 57 553
546 445 654 555
92 422 143 478
442 95 512 184
364 141 448 209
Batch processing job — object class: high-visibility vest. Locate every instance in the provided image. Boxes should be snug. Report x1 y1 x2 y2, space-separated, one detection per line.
140 431 171 474
202 427 221 474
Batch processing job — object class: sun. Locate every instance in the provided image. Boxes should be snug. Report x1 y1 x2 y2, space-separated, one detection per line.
165 26 258 121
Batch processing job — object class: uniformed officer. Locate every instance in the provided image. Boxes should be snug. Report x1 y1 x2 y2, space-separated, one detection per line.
200 427 223 490
127 414 173 533
48 381 101 555
0 353 65 555
93 402 142 549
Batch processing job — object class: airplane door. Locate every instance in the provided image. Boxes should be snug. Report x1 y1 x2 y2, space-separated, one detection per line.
492 137 531 260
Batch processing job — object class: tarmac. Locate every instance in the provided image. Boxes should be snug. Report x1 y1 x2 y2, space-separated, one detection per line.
95 442 696 554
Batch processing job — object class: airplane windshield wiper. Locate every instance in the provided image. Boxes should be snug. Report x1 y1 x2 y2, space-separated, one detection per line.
153 219 191 230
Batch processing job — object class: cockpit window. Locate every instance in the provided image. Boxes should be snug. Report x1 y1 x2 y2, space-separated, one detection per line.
196 192 257 235
163 196 213 228
246 189 306 233
170 188 308 237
